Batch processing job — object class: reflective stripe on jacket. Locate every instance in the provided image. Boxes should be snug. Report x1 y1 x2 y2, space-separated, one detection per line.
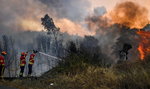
20 55 26 66
29 54 35 65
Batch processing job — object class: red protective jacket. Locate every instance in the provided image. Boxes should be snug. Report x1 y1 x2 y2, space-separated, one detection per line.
29 53 35 65
0 56 5 66
20 53 27 66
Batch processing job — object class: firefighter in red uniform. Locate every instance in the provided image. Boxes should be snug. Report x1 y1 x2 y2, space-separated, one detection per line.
28 51 37 76
0 51 7 78
19 52 28 77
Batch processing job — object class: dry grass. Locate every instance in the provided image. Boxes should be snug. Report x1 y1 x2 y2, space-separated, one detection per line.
0 56 150 89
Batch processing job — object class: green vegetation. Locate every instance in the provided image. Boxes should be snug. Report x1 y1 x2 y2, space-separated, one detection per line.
0 54 150 89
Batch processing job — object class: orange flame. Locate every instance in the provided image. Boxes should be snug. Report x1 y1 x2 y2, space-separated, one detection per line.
137 31 150 60
138 44 145 60
110 1 149 29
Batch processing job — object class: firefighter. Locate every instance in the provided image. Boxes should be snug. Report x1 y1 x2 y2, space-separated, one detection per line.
119 43 132 61
19 52 28 77
0 51 7 78
28 51 37 77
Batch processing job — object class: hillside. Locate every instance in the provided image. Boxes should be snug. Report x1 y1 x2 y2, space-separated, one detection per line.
0 55 150 89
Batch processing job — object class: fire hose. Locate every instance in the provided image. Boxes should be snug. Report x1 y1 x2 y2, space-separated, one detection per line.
28 50 61 60
38 52 61 60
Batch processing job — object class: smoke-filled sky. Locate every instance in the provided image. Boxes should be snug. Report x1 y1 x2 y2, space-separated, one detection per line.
0 0 150 36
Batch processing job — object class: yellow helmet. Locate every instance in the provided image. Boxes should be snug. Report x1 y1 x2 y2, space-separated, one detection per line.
1 51 7 55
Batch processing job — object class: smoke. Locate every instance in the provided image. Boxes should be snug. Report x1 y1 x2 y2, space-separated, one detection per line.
0 0 95 36
39 0 91 22
94 6 107 17
85 1 149 61
56 18 95 37
85 7 119 60
1 0 150 36
1 0 149 58
110 1 149 29
0 0 49 31
0 0 150 77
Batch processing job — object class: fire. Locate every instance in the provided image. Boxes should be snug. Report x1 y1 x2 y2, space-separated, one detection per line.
110 1 149 29
137 31 150 60
138 44 145 60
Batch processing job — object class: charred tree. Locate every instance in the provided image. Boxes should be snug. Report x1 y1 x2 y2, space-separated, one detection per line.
41 14 60 57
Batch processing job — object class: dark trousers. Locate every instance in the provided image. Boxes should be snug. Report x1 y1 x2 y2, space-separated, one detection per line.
28 64 33 75
19 66 25 77
0 65 5 77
